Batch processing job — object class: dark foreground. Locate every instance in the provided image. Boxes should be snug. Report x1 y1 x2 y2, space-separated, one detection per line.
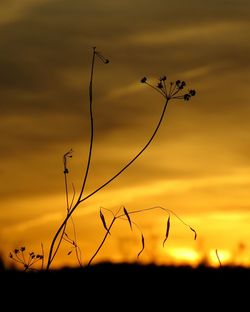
2 263 249 307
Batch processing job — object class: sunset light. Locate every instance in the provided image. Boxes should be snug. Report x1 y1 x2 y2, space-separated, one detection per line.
1 0 250 273
167 247 200 265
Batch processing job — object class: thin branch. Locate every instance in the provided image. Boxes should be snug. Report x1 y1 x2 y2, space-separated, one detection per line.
87 217 116 266
64 169 70 212
49 164 71 264
145 82 166 97
117 205 196 239
74 246 83 267
100 206 116 218
215 249 222 267
69 183 76 211
47 47 96 268
70 215 83 267
77 47 96 202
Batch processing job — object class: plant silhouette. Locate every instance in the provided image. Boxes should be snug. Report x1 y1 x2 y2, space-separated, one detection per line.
9 47 197 271
9 246 44 271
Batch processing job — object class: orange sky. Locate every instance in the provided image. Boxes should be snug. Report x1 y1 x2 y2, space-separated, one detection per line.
1 0 250 269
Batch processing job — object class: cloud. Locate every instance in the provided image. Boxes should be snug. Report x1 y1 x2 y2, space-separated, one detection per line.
126 21 250 45
0 0 50 25
1 0 250 267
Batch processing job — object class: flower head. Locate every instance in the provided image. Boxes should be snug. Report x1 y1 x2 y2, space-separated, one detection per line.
10 246 44 271
95 50 110 64
140 75 196 102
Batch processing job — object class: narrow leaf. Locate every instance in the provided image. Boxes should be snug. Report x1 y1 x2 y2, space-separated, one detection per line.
123 206 132 230
189 227 197 240
100 209 111 235
137 233 145 258
163 215 171 247
67 250 72 256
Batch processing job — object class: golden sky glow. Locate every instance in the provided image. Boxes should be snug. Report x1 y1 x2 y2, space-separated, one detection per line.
1 0 250 269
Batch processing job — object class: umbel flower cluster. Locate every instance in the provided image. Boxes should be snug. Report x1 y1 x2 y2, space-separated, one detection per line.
141 76 196 101
9 246 44 271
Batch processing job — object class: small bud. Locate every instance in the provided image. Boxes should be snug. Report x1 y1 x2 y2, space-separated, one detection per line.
160 76 167 81
176 80 181 86
184 94 190 101
178 81 186 89
9 252 13 258
141 77 147 83
157 82 163 89
14 249 19 254
96 51 110 64
189 90 196 96
64 168 69 174
20 247 25 252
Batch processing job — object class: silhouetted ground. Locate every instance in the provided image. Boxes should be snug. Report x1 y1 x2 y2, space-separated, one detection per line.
2 263 249 308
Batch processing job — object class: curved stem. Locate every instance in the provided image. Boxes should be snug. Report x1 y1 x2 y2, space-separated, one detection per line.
64 173 70 212
46 99 169 270
49 223 67 266
87 217 116 266
78 47 96 202
46 48 96 270
80 99 169 204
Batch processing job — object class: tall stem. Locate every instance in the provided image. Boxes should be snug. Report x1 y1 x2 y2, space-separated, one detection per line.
78 47 96 202
49 171 70 265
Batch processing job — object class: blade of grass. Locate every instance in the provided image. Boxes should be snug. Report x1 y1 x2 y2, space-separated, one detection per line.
100 209 111 235
137 233 145 258
123 206 132 230
163 215 170 247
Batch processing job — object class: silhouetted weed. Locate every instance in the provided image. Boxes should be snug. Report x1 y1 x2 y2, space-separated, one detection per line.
9 246 44 271
9 47 197 270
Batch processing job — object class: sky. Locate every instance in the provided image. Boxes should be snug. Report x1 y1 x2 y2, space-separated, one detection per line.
1 0 250 269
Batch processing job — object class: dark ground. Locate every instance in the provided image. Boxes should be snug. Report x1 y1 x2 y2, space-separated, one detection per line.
1 263 249 308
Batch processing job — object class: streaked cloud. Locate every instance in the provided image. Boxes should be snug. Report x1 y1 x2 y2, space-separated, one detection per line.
1 0 250 267
127 21 250 45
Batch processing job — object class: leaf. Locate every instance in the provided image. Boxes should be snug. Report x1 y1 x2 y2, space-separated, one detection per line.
189 227 197 240
67 250 72 256
100 209 111 235
163 215 170 247
137 233 145 258
123 206 132 230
